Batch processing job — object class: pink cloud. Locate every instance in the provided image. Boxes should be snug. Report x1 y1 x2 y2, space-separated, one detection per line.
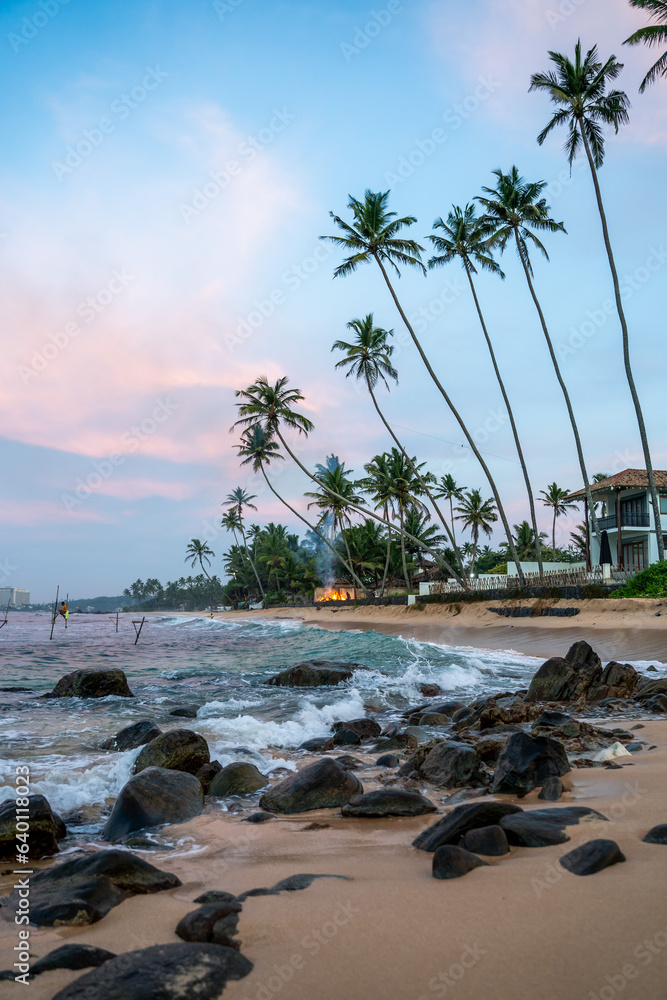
0 498 110 525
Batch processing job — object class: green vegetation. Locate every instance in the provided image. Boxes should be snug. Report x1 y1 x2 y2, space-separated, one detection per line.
611 562 667 598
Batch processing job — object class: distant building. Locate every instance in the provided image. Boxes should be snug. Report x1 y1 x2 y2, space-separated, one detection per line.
0 587 30 606
566 469 667 570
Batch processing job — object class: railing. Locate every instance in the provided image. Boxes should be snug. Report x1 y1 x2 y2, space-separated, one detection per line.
424 564 639 595
597 512 650 530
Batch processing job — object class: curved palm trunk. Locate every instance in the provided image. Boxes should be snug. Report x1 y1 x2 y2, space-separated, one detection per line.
238 521 265 601
257 464 372 598
463 261 544 575
373 255 527 586
366 378 469 588
579 125 664 561
380 505 392 597
340 521 358 596
198 558 212 580
399 504 410 592
552 509 557 558
471 527 479 576
515 236 601 548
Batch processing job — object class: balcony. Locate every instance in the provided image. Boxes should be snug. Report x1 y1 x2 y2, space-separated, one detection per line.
597 512 651 530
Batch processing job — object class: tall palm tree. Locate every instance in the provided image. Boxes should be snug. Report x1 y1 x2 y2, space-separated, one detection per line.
538 483 578 558
332 313 467 587
223 487 265 601
305 464 365 592
624 1 667 91
185 539 215 580
530 44 663 560
434 474 465 549
476 167 601 547
386 448 430 591
321 189 526 585
505 521 549 562
455 489 498 576
363 452 395 597
235 426 370 597
428 204 544 575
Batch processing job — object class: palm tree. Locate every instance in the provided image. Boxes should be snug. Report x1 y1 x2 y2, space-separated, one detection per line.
363 452 395 597
185 539 215 580
455 489 498 576
624 1 667 91
476 167 601 547
223 487 265 601
434 474 465 549
258 534 287 592
530 44 663 561
385 448 430 591
428 204 544 575
321 189 526 585
506 521 549 562
332 314 467 587
305 464 365 592
570 522 589 559
539 483 578 558
404 509 448 574
235 426 370 597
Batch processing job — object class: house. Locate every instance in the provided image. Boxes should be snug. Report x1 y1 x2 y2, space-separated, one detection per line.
566 469 667 570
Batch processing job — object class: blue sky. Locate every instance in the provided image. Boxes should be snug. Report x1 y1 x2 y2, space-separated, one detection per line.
1 0 666 601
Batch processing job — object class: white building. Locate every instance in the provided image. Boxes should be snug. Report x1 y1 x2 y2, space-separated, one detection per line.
0 587 30 606
566 469 667 570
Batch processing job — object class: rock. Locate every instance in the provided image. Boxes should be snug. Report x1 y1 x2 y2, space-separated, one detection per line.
538 777 564 801
169 705 199 718
332 729 361 746
300 822 330 830
559 839 625 876
420 742 484 789
376 754 400 768
0 794 66 861
589 662 639 701
5 849 181 926
196 761 222 795
341 790 437 817
242 811 274 824
259 758 362 814
461 824 509 856
491 732 570 796
381 722 400 738
373 732 419 753
335 755 363 770
500 806 608 847
50 943 252 1000
525 640 602 702
635 678 667 700
643 824 667 845
432 845 489 880
264 660 361 687
646 694 667 712
298 737 335 751
419 683 443 698
208 762 268 797
431 701 466 718
45 668 134 699
418 713 450 726
413 802 523 852
175 902 242 948
271 873 351 892
451 707 473 723
532 710 581 739
100 720 161 751
103 767 204 841
30 944 117 977
333 718 382 740
134 729 210 775
471 729 521 764
194 890 237 904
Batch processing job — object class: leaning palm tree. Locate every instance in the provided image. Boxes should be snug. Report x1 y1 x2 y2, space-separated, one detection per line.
332 314 467 587
234 426 370 597
434 474 465 549
321 190 526 584
476 167 601 547
530 43 663 560
185 539 215 580
455 489 498 576
223 487 265 601
538 483 578 558
428 203 544 574
624 1 667 91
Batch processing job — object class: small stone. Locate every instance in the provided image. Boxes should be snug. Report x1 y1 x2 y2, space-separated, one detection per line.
100 719 161 752
375 754 400 768
461 825 509 857
538 777 564 801
335 755 363 770
559 839 625 876
332 719 381 740
642 824 667 845
341 790 437 818
196 761 223 795
419 683 443 698
418 713 450 726
298 737 334 752
208 763 268 798
193 890 237 904
299 822 331 830
175 902 242 948
432 845 489 879
242 811 274 824
169 705 199 718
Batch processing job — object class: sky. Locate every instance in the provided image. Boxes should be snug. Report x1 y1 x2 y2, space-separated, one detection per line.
1 0 666 602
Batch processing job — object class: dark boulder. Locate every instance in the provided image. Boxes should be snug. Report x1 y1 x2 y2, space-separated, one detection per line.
559 839 625 876
100 720 161 752
491 732 570 796
259 758 362 814
271 873 351 892
376 753 400 768
0 794 66 861
50 943 252 1000
461 824 509 856
335 755 363 770
538 776 564 801
451 707 474 723
103 766 204 841
169 705 199 718
431 701 466 718
298 737 335 752
500 806 608 848
175 901 242 948
532 710 581 739
420 742 484 788
30 944 116 977
134 729 210 775
418 713 450 726
419 683 443 698
46 668 133 699
525 640 602 702
264 660 361 687
341 790 437 817
413 802 522 852
333 718 381 740
243 811 274 824
332 729 361 746
589 661 639 700
643 824 667 845
432 845 488 880
196 761 222 795
373 732 419 753
208 762 268 798
4 849 181 927
635 678 667 700
194 890 238 904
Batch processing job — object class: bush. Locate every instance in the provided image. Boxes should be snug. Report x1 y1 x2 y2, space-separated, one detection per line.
611 562 667 598
582 583 608 599
487 562 508 575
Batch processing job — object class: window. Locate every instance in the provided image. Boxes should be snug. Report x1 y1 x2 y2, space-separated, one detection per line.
660 496 667 515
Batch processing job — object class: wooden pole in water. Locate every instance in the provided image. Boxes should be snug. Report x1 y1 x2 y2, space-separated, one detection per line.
109 611 120 632
132 616 147 644
49 586 59 640
0 600 9 629
64 592 69 629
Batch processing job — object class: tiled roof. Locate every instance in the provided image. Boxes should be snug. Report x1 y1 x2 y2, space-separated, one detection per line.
566 469 667 500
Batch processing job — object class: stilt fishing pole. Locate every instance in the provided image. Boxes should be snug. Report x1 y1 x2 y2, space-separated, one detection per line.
49 585 59 640
0 599 10 628
132 616 147 645
108 611 120 633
